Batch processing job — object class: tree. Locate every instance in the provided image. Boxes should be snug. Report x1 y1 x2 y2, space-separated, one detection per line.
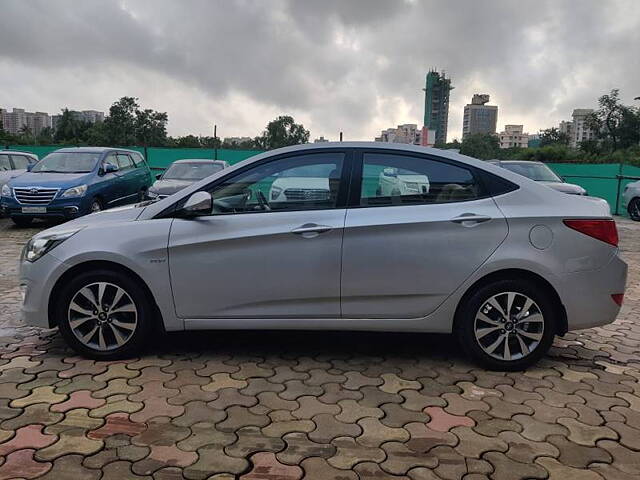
103 97 138 146
586 89 640 151
135 108 168 146
459 133 500 160
539 127 570 147
255 115 309 150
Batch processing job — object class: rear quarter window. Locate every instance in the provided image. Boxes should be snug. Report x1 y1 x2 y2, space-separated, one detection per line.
478 169 519 196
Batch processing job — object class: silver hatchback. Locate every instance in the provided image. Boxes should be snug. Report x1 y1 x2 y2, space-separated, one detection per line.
19 143 627 369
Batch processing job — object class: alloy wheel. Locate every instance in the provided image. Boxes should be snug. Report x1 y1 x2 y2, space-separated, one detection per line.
473 291 544 361
630 199 640 221
67 282 138 351
91 201 102 213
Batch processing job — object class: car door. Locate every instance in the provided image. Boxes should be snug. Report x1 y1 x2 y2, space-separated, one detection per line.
167 150 349 319
101 153 124 206
115 153 138 203
9 154 32 178
129 153 151 193
341 150 508 319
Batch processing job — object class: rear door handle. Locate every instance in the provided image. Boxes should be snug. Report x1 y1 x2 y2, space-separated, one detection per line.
291 223 333 236
450 214 492 226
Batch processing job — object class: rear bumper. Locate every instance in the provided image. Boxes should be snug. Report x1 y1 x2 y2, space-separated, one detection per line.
559 253 627 331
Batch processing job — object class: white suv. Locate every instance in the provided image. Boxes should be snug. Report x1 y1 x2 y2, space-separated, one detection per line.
376 167 430 196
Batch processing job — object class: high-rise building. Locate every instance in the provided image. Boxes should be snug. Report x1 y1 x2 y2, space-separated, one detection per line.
313 136 329 143
462 94 498 139
51 109 105 131
0 108 52 135
498 125 529 149
423 70 452 145
570 109 596 148
375 124 422 145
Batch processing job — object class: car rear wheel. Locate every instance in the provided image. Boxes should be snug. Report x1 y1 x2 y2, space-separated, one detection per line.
628 198 640 221
55 269 153 359
456 278 557 370
11 216 34 227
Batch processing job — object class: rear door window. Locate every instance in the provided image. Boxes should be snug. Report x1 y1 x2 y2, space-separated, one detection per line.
0 154 11 171
116 154 134 170
10 155 30 170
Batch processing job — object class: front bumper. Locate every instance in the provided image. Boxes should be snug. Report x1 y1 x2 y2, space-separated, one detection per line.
20 253 67 328
1 195 90 219
559 252 627 331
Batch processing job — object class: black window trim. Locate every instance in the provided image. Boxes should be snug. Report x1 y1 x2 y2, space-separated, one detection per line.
156 147 356 219
347 148 513 209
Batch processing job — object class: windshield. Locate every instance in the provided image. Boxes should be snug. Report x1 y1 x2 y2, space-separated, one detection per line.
32 152 100 174
501 163 562 182
163 162 224 180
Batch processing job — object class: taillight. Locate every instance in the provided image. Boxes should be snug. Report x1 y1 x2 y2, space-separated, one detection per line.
611 294 624 306
563 219 618 247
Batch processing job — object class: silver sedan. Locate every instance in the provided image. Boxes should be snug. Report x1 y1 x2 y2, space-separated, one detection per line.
19 143 627 370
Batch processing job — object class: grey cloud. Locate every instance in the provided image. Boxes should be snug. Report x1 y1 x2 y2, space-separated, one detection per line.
1 0 639 140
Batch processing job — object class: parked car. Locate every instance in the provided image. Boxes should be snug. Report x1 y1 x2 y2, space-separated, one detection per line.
489 160 587 195
1 147 153 226
148 159 229 199
0 150 38 192
623 181 640 221
19 143 626 370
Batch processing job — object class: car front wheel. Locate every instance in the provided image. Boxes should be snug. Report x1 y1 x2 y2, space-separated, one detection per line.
456 278 557 370
55 269 153 359
628 198 640 221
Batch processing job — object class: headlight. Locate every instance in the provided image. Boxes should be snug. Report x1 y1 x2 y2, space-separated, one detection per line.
22 228 82 263
1 184 11 197
61 184 88 198
404 182 419 191
271 187 283 200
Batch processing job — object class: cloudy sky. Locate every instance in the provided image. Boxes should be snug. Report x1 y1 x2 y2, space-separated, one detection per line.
1 0 639 142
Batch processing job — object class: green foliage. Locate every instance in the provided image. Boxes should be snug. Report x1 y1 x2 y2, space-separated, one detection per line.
539 127 569 147
587 89 640 151
459 133 500 160
254 115 310 150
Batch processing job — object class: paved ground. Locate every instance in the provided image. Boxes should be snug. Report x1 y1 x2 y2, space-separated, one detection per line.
0 217 639 480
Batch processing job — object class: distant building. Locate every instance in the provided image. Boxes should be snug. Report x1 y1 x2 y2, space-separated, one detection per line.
570 109 596 148
375 124 421 145
51 109 105 131
558 120 573 139
528 133 541 148
498 125 529 149
462 94 498 139
313 136 329 143
423 70 453 145
0 108 52 135
223 136 253 146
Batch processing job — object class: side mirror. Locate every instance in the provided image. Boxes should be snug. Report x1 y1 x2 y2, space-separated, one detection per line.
181 191 212 217
156 173 163 180
103 163 119 174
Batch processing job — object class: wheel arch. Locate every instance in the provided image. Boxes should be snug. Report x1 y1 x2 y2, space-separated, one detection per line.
453 268 568 336
47 260 164 332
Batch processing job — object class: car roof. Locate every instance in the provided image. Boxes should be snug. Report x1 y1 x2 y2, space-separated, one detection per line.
0 150 38 157
53 147 142 155
172 159 227 164
492 160 543 165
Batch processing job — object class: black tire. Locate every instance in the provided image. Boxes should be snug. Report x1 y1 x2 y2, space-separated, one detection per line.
89 197 102 214
628 198 640 221
455 278 557 371
11 216 34 227
55 269 153 360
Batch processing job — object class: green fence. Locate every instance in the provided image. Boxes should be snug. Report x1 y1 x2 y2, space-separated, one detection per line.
5 145 262 171
4 144 639 216
547 163 640 216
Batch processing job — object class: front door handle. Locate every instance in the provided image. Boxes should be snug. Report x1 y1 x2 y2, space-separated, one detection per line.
291 223 333 237
450 213 492 226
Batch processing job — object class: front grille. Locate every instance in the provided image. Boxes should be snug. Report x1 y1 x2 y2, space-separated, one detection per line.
284 188 329 201
13 187 59 205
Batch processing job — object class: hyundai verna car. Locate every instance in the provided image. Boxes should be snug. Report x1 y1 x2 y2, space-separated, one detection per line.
0 151 38 194
1 147 153 226
490 160 587 195
148 159 229 199
19 143 626 370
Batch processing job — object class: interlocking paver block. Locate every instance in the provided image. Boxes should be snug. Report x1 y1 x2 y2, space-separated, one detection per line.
177 422 237 452
357 416 409 447
202 373 248 392
328 436 385 469
132 417 190 446
405 422 457 453
343 371 383 390
546 434 612 468
241 451 302 480
89 393 143 418
301 456 358 479
0 424 56 456
36 427 103 461
535 457 604 480
424 406 474 432
557 417 618 446
132 445 198 475
497 430 559 463
380 441 437 475
88 412 146 440
308 413 361 443
292 395 340 419
379 373 422 394
38 454 101 480
9 385 66 408
0 448 52 479
51 390 105 412
482 451 548 480
1 403 63 430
